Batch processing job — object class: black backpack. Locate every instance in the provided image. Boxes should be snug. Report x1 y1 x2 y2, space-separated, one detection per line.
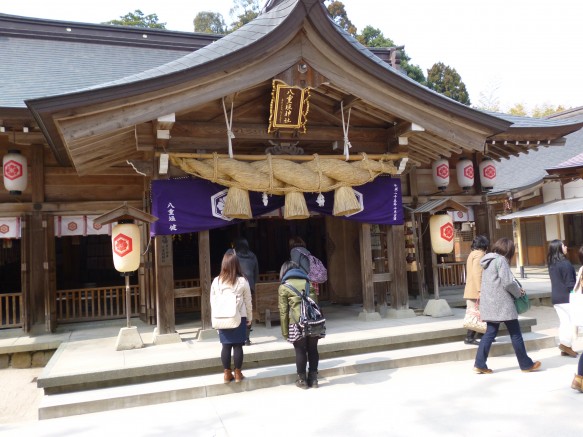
283 281 326 338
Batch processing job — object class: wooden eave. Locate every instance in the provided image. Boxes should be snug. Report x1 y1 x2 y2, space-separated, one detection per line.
26 0 575 176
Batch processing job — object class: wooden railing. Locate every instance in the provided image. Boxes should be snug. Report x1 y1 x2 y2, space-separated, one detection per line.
0 292 22 328
56 285 139 323
437 262 467 288
174 278 201 313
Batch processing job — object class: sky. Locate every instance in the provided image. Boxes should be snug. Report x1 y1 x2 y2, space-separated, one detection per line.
2 0 582 112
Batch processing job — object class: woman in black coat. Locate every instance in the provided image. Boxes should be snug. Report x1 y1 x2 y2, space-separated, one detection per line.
547 239 578 358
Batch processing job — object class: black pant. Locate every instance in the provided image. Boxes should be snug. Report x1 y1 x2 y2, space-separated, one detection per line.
293 336 319 374
221 344 243 369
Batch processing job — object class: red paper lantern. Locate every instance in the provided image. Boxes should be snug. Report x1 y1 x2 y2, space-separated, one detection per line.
429 214 454 254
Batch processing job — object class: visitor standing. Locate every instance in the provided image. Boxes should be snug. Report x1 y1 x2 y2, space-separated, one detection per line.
547 239 578 358
463 235 489 345
210 249 253 383
233 237 259 346
570 245 583 392
473 238 541 374
278 260 323 389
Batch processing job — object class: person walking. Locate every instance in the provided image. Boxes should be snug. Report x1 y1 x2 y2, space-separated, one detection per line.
571 245 583 392
210 249 253 383
547 239 578 358
233 237 259 346
278 260 323 389
463 235 489 345
473 238 541 374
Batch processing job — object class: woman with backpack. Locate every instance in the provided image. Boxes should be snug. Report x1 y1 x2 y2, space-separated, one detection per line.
210 249 253 384
278 260 324 389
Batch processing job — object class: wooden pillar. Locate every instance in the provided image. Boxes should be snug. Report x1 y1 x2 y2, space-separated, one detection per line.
154 235 175 334
359 223 375 313
30 144 48 329
199 230 212 330
388 224 408 310
512 218 526 278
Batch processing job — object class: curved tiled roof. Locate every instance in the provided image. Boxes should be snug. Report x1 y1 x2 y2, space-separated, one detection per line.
0 13 219 108
490 111 583 193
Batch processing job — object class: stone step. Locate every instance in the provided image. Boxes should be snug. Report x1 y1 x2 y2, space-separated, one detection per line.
38 332 555 420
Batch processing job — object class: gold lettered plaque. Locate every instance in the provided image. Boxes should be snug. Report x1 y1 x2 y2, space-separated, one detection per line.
268 80 310 133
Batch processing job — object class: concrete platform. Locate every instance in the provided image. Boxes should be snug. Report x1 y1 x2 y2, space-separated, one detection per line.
0 267 556 420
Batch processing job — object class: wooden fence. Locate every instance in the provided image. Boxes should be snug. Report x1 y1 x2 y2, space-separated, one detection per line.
0 292 22 328
56 285 140 323
437 262 467 288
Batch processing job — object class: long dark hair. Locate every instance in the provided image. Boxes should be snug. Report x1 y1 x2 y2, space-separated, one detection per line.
219 249 242 286
471 235 489 251
578 245 583 265
547 239 566 266
491 238 515 262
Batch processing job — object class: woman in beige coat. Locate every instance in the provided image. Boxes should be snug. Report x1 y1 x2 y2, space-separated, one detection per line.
463 235 489 345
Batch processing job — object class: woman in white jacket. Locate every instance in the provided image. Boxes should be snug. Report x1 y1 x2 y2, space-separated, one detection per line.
210 249 253 383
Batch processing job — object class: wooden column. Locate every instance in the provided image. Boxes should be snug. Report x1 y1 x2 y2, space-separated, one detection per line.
199 230 212 330
359 223 375 313
388 224 408 309
513 218 526 278
30 144 48 328
154 235 175 334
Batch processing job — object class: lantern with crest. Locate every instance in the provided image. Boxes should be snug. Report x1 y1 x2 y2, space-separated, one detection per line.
432 158 450 191
3 150 28 195
93 203 158 351
479 157 497 191
456 157 474 191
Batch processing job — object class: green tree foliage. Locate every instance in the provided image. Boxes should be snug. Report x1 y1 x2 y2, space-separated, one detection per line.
229 0 260 32
508 103 527 116
531 103 568 118
426 62 471 105
326 0 357 36
102 9 166 29
194 11 227 34
355 26 425 84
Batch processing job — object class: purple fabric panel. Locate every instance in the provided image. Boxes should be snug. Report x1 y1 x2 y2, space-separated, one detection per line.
151 177 403 236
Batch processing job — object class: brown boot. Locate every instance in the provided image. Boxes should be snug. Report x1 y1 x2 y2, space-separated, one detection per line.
223 369 234 383
559 344 578 358
571 374 583 392
234 368 245 383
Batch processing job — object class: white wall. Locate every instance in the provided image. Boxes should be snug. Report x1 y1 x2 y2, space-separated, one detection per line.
542 180 583 241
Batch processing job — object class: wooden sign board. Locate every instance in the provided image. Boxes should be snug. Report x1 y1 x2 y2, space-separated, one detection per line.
268 80 310 133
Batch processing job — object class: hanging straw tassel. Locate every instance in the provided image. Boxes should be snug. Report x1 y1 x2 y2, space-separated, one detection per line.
224 187 252 219
333 186 362 216
284 191 310 220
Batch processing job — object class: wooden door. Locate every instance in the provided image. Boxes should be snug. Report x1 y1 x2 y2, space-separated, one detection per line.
325 216 362 304
521 219 546 266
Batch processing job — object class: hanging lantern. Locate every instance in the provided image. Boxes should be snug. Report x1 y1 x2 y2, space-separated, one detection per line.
456 157 474 191
479 157 497 191
3 150 28 195
432 158 449 191
429 213 454 254
112 221 141 272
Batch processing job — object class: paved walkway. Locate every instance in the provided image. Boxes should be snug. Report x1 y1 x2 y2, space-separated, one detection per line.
1 310 581 436
0 268 566 429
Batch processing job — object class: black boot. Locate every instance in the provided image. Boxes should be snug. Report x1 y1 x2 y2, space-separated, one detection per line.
464 330 479 345
296 373 308 389
307 370 319 388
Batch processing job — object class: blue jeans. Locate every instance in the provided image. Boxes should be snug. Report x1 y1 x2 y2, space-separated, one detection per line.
474 319 535 370
578 353 583 376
